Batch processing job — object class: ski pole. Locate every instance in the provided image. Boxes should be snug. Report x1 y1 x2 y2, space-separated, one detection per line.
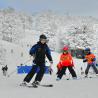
7 58 32 77
21 57 32 65
49 63 53 75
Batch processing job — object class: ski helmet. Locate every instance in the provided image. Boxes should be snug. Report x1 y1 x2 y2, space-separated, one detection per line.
84 48 90 55
84 48 90 51
63 46 69 51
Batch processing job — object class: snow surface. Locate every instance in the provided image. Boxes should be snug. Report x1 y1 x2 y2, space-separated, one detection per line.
0 41 98 98
0 8 98 98
0 72 98 98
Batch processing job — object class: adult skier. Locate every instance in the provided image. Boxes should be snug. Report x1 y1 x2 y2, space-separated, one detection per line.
83 48 98 77
21 34 53 87
56 46 77 81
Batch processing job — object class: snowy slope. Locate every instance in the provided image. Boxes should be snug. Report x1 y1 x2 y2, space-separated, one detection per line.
0 40 30 72
0 41 98 98
0 39 87 75
0 8 98 98
0 66 98 98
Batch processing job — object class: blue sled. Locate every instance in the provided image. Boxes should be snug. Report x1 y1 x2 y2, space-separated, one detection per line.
17 65 50 74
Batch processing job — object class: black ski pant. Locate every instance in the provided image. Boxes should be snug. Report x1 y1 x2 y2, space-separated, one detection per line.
85 63 98 75
57 66 77 79
56 69 66 75
24 64 45 83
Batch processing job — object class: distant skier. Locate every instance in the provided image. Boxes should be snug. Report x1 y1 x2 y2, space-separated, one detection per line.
2 65 8 76
21 34 53 87
83 48 98 77
56 46 77 81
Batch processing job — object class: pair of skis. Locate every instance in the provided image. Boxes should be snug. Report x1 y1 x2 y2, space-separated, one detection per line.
28 84 53 88
20 83 53 88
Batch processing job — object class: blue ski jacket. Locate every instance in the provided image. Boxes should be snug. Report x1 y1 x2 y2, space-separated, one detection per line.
29 42 53 65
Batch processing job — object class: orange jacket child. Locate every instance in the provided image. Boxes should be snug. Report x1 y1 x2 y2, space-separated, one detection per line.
83 48 98 77
84 54 96 64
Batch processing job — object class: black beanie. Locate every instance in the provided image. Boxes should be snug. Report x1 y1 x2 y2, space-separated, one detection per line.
40 34 47 40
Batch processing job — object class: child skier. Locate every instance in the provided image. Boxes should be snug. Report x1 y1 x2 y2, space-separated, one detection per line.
56 46 77 80
21 34 53 87
83 48 98 77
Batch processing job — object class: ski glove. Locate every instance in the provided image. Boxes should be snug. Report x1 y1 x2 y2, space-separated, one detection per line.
50 61 53 64
91 58 96 61
83 59 87 62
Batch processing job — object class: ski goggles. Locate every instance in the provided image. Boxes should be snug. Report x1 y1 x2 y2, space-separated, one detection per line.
84 50 90 54
63 50 68 53
40 39 49 43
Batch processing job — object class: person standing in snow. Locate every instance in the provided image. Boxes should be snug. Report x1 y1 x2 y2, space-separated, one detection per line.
83 48 98 77
2 65 8 76
56 46 77 81
21 34 53 87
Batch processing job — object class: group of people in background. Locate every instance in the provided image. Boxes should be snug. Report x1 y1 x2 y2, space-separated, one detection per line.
20 34 98 87
56 47 98 80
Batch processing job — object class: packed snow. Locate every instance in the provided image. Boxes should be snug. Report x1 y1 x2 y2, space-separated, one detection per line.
0 40 98 98
0 8 98 98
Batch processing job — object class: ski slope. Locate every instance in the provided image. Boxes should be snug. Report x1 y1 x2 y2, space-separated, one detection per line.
0 40 98 98
0 71 98 98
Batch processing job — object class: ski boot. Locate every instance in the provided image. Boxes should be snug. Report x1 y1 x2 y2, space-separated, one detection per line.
96 74 98 76
33 81 40 85
31 81 39 88
56 77 61 81
84 74 88 78
72 77 77 80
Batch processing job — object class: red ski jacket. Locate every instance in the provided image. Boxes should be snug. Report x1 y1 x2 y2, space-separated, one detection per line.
57 53 74 69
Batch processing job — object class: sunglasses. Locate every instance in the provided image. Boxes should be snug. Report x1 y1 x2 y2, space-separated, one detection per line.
63 50 68 52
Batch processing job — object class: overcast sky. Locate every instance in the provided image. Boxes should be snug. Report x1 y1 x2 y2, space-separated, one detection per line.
0 0 98 18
